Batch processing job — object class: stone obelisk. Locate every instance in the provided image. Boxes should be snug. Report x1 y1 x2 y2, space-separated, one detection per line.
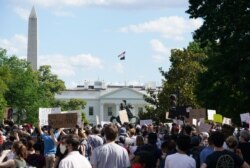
27 6 37 70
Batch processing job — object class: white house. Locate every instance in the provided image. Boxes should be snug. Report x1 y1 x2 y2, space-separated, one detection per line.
55 81 159 124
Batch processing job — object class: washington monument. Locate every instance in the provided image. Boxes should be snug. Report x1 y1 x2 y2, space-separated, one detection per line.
27 6 37 70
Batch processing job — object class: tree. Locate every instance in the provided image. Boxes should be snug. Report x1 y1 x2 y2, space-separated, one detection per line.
142 42 207 123
0 49 12 118
0 49 67 124
38 65 66 107
187 0 250 123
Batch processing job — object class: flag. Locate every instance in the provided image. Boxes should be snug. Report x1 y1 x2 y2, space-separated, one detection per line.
118 51 125 60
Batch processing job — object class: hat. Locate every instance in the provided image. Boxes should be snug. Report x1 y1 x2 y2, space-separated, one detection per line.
119 127 127 136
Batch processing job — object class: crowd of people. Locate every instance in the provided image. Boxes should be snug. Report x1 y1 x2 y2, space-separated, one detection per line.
0 119 249 168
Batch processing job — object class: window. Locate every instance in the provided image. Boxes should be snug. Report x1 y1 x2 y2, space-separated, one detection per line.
138 107 143 113
89 106 94 116
108 107 113 116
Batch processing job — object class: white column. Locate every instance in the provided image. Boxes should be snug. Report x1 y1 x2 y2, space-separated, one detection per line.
116 103 120 116
100 103 104 122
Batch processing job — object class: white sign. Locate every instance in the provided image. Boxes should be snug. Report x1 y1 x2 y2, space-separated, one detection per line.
39 108 61 126
207 109 216 120
166 112 169 119
199 123 212 133
240 113 250 123
61 110 82 126
140 119 153 126
96 115 100 125
222 117 232 125
119 110 129 124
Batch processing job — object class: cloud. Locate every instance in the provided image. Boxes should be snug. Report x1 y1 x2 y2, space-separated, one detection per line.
13 7 30 20
0 34 27 57
120 16 202 41
53 11 74 17
113 63 124 73
39 53 103 77
19 0 187 9
150 39 170 63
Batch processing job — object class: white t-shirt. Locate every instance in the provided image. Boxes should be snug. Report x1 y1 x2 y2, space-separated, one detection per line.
59 151 91 168
164 153 196 168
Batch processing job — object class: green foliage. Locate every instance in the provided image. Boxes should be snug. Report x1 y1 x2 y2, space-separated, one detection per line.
143 42 207 123
187 0 250 124
0 48 66 124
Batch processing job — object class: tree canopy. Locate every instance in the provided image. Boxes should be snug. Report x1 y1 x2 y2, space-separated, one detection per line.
187 0 250 123
141 42 207 123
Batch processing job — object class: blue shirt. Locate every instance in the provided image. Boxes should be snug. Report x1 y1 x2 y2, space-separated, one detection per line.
199 146 213 165
41 132 59 155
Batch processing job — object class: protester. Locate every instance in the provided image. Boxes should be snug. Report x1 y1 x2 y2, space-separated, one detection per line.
58 134 91 168
201 131 250 168
90 123 130 168
0 141 27 167
238 130 250 165
164 134 196 168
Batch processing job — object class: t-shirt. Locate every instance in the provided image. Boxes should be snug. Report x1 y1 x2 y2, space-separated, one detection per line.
164 153 196 168
88 135 103 149
26 153 45 168
41 132 59 155
59 151 91 168
199 146 214 165
90 142 130 168
205 150 244 168
238 142 250 165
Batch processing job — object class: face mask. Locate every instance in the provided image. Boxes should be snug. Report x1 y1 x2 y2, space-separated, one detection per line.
60 144 67 154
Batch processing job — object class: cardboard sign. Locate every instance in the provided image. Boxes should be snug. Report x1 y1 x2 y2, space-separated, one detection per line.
222 117 232 125
61 110 82 126
198 123 212 133
189 109 206 119
119 110 129 124
240 113 250 123
140 119 153 126
39 108 61 126
207 109 216 120
48 113 77 128
214 114 223 123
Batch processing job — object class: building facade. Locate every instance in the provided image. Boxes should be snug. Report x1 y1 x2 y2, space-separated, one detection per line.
55 81 157 124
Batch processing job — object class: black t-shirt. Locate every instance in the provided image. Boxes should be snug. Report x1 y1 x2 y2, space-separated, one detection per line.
205 150 244 168
238 142 250 165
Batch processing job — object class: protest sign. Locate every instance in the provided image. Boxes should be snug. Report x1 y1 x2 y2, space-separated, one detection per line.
207 109 216 120
198 123 212 133
96 115 100 125
39 108 61 126
119 110 129 124
140 119 153 126
240 113 250 123
166 112 169 119
48 113 77 128
222 117 232 125
173 119 184 126
213 114 223 123
189 109 206 119
61 110 82 126
192 118 197 126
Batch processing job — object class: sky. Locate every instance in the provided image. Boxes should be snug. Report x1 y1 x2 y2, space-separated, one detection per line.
0 0 202 88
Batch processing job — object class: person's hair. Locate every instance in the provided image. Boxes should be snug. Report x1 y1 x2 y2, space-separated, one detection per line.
240 130 250 142
92 126 100 134
129 128 136 136
13 141 27 158
210 131 225 147
65 134 80 151
147 133 157 144
136 135 144 146
104 124 118 141
136 151 155 168
176 134 191 152
161 138 176 152
226 136 238 149
78 130 87 140
27 140 35 151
